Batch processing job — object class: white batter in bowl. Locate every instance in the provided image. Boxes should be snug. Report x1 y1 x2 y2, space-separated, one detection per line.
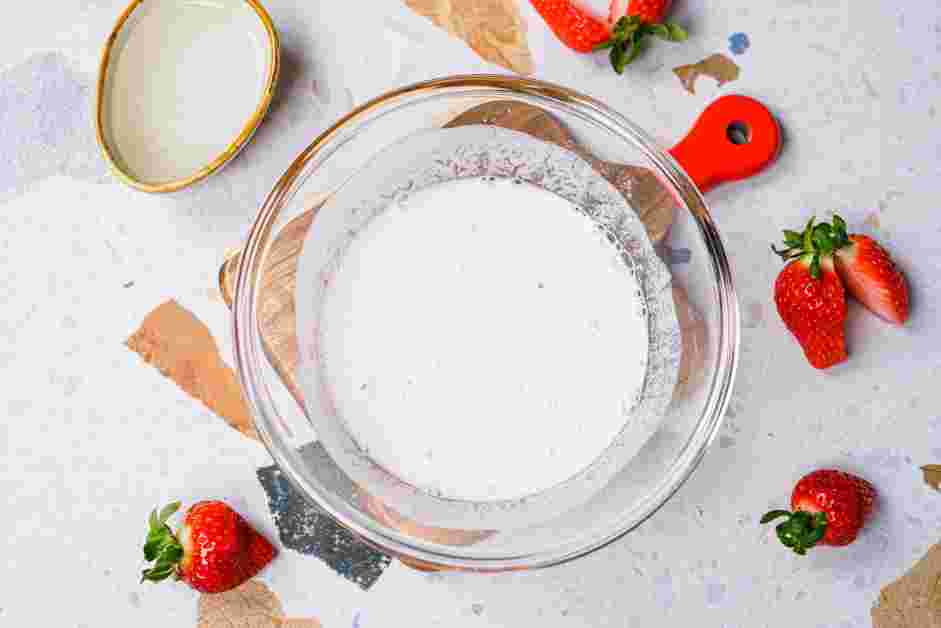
295 125 680 530
318 176 649 502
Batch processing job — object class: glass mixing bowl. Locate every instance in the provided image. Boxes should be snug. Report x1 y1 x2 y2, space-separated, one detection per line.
229 75 742 571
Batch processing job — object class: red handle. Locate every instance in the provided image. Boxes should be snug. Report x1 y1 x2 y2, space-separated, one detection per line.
668 95 781 193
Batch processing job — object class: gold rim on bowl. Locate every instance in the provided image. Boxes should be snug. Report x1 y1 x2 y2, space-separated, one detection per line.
94 0 281 193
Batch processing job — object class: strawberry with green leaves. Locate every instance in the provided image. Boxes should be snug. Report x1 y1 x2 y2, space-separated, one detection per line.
141 501 276 593
599 0 687 73
529 0 686 73
772 214 910 368
595 10 687 73
774 214 909 324
762 469 876 554
772 217 849 369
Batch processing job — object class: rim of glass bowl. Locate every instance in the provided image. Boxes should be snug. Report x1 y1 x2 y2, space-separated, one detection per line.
232 75 740 571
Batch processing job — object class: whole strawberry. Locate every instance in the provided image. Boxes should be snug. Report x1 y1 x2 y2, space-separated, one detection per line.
141 501 276 593
762 470 876 554
773 217 848 369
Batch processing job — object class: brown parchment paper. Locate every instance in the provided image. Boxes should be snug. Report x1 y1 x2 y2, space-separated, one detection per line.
872 542 941 628
126 300 257 441
197 580 321 628
405 0 534 74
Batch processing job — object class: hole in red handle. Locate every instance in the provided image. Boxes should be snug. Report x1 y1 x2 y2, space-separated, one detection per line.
726 121 752 145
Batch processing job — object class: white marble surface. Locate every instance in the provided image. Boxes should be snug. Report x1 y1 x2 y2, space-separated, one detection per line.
2 1 940 627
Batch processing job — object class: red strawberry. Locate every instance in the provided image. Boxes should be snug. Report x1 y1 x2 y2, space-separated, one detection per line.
762 470 876 553
610 0 674 24
530 0 686 72
834 234 909 325
773 247 848 369
774 215 910 329
529 0 610 53
141 501 276 593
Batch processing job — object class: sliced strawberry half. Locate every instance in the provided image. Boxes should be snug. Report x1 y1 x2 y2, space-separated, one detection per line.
834 234 910 325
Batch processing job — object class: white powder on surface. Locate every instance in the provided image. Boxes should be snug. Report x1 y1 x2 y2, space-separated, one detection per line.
319 177 648 502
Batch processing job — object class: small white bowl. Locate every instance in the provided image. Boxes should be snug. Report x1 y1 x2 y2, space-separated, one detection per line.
96 0 279 193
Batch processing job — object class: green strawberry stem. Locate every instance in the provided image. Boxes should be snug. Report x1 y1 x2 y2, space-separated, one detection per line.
141 501 184 584
760 509 828 555
771 214 852 280
594 16 687 74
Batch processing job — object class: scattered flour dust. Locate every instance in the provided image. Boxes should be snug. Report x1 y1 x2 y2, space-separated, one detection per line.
319 177 649 502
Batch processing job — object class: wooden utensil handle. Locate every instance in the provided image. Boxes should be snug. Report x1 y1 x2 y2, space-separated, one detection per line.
668 95 781 193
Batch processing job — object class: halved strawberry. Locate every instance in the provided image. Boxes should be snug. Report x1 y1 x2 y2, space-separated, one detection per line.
834 234 909 325
774 215 910 325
